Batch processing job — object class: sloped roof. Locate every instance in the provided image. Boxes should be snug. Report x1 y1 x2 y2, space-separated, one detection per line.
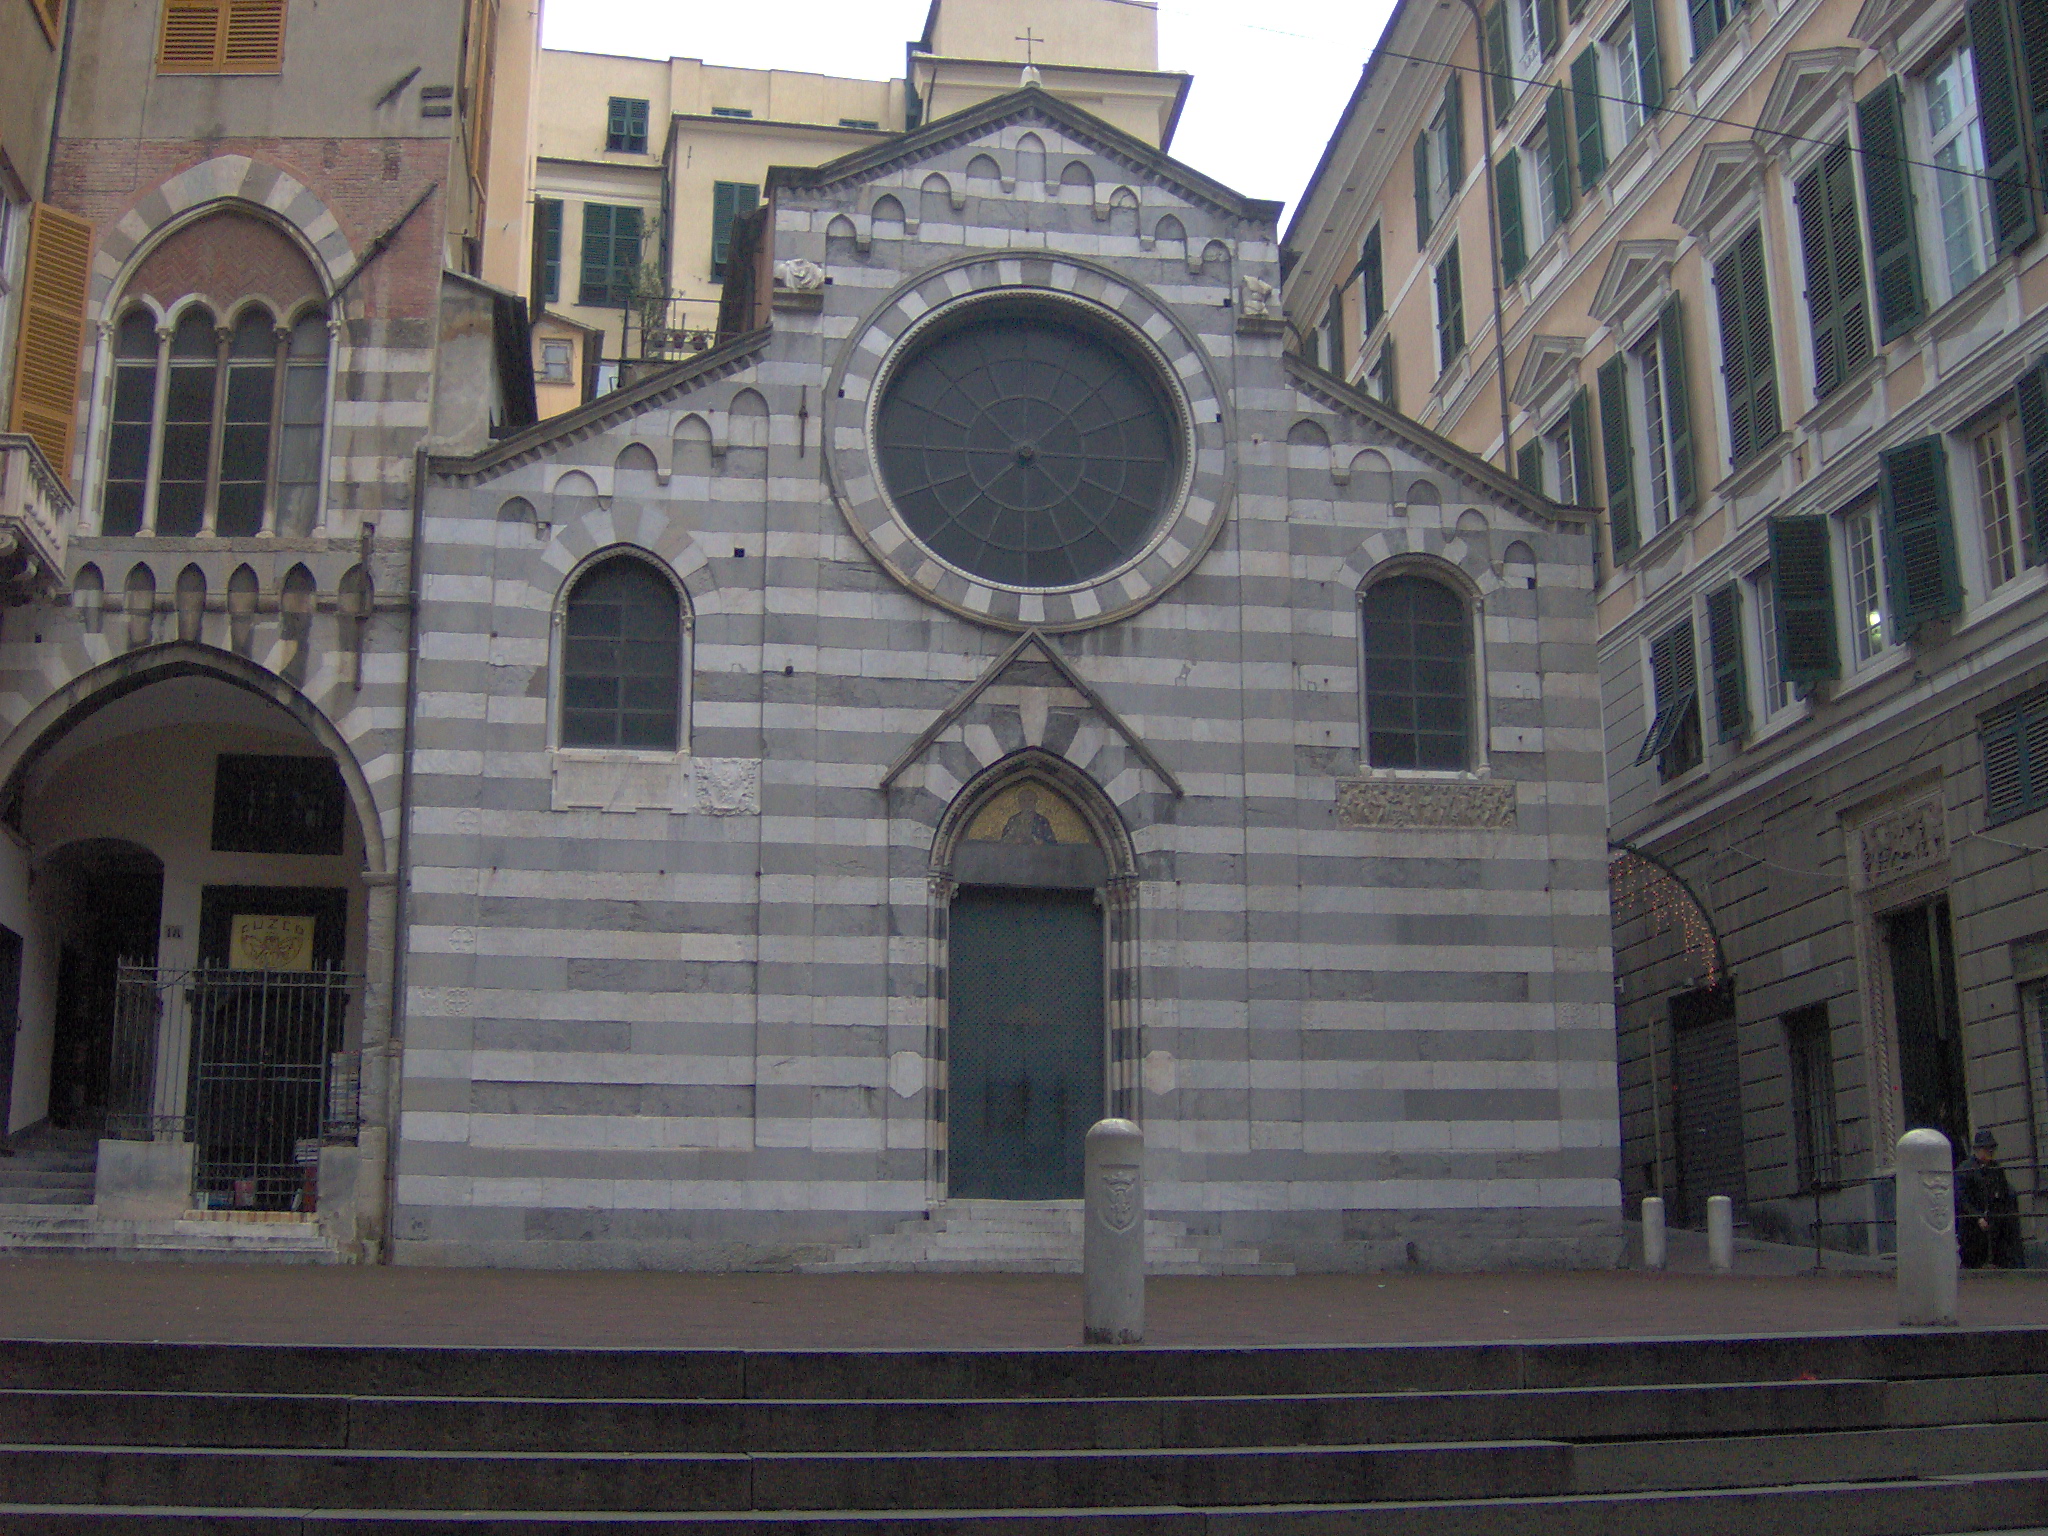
1285 354 1593 525
766 85 1283 226
429 327 772 484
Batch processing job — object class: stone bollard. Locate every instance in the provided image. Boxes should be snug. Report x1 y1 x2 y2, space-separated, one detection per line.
1083 1118 1145 1345
1895 1129 1958 1327
1641 1195 1667 1271
1707 1196 1734 1272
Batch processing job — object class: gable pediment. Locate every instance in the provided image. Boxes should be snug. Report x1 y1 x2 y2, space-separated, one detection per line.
767 87 1280 225
1675 141 1766 234
1511 335 1585 410
1752 49 1859 156
1590 240 1678 326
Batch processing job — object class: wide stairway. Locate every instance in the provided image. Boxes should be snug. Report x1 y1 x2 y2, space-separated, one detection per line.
806 1198 1292 1275
0 1327 2043 1530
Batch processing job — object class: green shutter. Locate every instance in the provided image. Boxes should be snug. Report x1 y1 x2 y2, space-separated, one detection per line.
1879 436 1963 639
1856 79 1927 340
1415 132 1434 245
1571 47 1606 189
2015 357 2048 560
1968 0 2037 254
1485 5 1514 125
1636 620 1699 767
1769 516 1840 684
1796 142 1873 400
1497 150 1527 281
1568 387 1594 504
1715 226 1778 466
1633 0 1665 115
2022 0 2048 217
711 181 758 277
1690 0 1721 57
1436 244 1465 361
1360 225 1384 333
1598 354 1639 559
1658 298 1697 518
1517 438 1545 491
1537 0 1560 56
1545 86 1574 224
532 198 562 305
1444 75 1464 185
579 203 614 305
1705 583 1748 742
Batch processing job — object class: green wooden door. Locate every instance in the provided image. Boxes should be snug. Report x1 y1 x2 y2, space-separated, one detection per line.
948 888 1104 1200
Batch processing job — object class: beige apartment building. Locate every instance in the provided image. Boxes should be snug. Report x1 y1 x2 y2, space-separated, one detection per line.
522 0 1188 409
1285 0 2048 1257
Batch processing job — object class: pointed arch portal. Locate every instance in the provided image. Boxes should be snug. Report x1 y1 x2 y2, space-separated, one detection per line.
931 752 1139 1201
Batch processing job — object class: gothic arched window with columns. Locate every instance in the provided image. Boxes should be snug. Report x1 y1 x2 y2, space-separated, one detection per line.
98 208 333 538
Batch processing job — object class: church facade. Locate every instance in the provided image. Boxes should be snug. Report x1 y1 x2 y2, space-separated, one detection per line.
395 89 1621 1271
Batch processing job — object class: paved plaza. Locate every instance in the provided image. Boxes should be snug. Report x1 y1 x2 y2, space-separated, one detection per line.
1 1247 2039 1353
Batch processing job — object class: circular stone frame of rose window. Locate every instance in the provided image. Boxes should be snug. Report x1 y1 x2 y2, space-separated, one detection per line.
825 252 1234 632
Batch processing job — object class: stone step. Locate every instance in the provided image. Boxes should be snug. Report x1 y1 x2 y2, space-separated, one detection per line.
7 1331 2046 1403
0 1187 92 1205
0 1470 2044 1532
19 1376 2021 1453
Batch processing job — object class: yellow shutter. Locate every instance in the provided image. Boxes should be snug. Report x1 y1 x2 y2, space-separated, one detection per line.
6 204 94 488
221 0 286 68
158 1 227 70
158 0 283 72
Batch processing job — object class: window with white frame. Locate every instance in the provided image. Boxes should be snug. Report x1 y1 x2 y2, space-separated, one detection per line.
1513 0 1547 74
1918 45 1995 300
1746 564 1794 720
1366 340 1397 410
1604 15 1646 146
1840 501 1891 666
539 339 575 384
1972 414 2028 592
1632 324 1683 536
1422 101 1459 232
1543 413 1576 501
1523 119 1566 247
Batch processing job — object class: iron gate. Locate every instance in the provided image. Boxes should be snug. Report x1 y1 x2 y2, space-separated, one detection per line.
109 964 360 1208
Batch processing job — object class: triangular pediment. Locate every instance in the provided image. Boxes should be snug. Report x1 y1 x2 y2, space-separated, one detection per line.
880 629 1183 796
1675 141 1765 233
1753 48 1859 153
1590 240 1678 325
1511 335 1585 409
766 87 1282 225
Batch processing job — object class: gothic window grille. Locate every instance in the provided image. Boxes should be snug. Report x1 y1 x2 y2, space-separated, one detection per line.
561 556 684 751
1361 574 1473 771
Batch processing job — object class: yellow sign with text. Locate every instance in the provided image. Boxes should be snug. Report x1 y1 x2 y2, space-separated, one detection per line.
228 914 316 971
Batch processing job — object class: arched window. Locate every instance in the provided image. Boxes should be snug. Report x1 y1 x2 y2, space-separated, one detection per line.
1361 573 1473 770
100 301 330 537
561 556 683 750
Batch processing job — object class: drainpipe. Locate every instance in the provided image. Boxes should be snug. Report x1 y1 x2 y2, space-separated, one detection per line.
1456 0 1516 472
41 0 79 201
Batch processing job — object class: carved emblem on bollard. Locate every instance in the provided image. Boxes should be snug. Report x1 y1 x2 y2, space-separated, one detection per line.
1919 1171 1954 1233
1100 1165 1139 1232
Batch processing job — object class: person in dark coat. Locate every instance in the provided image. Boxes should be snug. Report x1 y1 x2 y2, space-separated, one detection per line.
1955 1128 2024 1269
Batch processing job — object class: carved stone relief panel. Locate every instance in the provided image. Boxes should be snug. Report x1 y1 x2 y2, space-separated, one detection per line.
1335 779 1517 829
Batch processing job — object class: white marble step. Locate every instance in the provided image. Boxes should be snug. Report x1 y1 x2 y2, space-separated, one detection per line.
807 1201 1292 1275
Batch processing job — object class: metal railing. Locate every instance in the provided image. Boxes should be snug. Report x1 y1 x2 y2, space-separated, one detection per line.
106 964 360 1210
621 295 726 364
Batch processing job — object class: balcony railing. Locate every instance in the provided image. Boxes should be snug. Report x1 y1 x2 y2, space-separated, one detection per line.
0 432 70 603
622 295 727 365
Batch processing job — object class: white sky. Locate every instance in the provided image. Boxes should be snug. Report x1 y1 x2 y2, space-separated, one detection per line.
540 1 1395 225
